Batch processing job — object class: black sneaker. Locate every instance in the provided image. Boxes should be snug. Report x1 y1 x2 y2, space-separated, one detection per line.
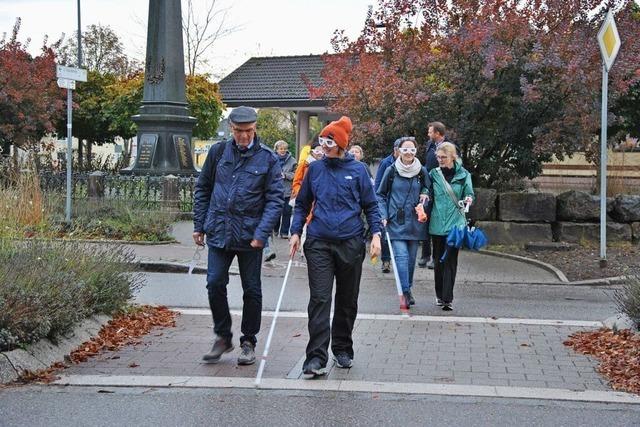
382 261 391 273
403 292 412 309
442 303 453 311
435 298 444 307
334 353 353 369
263 247 276 262
407 290 415 306
427 259 435 270
302 358 327 378
202 336 234 363
237 341 256 365
417 258 427 268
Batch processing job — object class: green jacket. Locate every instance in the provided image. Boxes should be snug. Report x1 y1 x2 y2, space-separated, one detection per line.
428 165 474 236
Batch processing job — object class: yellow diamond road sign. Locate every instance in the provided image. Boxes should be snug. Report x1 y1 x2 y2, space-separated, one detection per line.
597 10 621 71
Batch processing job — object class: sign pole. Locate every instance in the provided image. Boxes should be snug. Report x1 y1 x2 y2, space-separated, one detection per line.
66 88 73 223
596 9 621 269
599 64 608 268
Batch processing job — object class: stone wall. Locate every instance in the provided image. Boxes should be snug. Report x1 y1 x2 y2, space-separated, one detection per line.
468 190 639 246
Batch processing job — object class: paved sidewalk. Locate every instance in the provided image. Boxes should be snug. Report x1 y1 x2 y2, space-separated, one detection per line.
129 222 560 284
53 221 633 403
61 312 609 393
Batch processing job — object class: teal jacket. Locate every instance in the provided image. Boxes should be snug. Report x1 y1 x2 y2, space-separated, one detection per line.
428 165 474 236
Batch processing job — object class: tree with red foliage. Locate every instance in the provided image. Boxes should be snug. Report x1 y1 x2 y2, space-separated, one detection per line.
320 0 640 188
0 18 64 157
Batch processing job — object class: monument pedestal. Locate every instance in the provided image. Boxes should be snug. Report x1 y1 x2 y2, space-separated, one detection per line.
122 113 198 175
120 0 198 176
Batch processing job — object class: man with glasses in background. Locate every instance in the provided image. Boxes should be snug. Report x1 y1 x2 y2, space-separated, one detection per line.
193 106 284 366
419 121 449 269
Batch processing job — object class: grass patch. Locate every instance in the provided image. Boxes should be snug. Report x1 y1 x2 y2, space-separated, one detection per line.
0 238 144 352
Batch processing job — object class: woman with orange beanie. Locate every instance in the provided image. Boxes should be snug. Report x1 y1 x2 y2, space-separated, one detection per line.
289 116 382 378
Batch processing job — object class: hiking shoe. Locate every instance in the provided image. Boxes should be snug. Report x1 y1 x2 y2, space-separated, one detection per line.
302 358 327 378
382 261 391 273
334 353 353 369
442 303 453 311
435 298 444 307
237 341 256 365
407 290 415 306
426 259 435 270
263 247 276 262
202 336 234 363
417 258 427 268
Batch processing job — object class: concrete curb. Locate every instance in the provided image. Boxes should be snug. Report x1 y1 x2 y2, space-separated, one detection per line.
53 375 640 405
480 250 630 286
0 315 111 384
480 249 570 283
137 261 239 276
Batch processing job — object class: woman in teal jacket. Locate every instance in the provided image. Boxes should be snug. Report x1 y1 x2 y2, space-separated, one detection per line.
429 142 474 311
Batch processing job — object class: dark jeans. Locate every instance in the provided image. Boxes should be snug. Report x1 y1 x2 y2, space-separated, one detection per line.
275 196 292 237
432 235 459 304
206 247 262 345
303 237 365 367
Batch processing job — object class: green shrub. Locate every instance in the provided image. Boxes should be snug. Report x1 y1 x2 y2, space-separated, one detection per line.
613 269 640 330
0 239 143 351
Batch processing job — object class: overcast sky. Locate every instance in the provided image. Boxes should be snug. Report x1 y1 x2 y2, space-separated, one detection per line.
0 0 374 79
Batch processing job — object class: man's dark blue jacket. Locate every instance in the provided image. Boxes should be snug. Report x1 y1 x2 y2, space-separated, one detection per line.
374 154 395 192
290 153 381 241
193 138 284 250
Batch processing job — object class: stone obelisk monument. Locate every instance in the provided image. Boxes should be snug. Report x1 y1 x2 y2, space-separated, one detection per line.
122 0 197 175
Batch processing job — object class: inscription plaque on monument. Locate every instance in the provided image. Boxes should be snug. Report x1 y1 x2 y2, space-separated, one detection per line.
173 135 194 169
137 134 158 169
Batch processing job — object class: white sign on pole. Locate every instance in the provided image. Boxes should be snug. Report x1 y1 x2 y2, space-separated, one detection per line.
56 64 88 82
56 78 76 90
597 10 621 72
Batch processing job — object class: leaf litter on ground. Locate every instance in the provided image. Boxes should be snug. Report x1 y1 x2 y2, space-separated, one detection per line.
564 328 640 395
15 305 178 384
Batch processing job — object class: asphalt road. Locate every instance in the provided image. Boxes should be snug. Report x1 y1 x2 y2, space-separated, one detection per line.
134 272 618 321
1 386 639 427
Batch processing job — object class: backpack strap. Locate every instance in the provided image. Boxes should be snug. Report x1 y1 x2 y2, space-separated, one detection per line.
211 140 227 185
385 164 397 195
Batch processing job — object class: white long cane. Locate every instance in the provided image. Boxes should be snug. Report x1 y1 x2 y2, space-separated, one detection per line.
385 229 410 318
255 256 294 387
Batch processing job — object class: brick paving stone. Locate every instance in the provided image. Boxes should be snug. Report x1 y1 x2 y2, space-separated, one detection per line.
60 311 611 394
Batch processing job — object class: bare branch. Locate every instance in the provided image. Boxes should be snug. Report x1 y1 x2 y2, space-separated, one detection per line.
182 0 243 75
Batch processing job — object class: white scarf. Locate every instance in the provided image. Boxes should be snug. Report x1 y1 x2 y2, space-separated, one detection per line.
394 157 422 178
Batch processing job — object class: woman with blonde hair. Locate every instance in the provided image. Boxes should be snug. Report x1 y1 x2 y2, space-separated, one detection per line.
428 142 473 311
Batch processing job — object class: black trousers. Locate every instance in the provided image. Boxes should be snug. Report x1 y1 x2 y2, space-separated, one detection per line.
431 235 459 304
303 236 365 367
420 234 432 260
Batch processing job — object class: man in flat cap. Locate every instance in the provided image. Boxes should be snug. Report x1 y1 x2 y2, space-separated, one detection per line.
193 106 284 365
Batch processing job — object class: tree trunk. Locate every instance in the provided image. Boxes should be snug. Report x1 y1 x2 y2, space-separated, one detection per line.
86 141 92 170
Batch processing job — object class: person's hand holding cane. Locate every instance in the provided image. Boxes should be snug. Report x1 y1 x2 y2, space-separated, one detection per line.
289 234 300 259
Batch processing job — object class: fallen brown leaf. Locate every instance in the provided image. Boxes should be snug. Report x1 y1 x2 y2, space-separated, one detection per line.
16 305 179 384
564 328 640 395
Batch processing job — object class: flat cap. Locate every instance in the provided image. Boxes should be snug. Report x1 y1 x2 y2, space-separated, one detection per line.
228 106 257 124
